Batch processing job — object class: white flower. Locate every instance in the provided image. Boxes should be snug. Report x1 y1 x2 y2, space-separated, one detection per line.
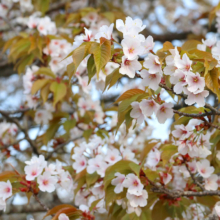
184 88 209 107
0 180 12 200
175 53 192 72
204 174 218 190
156 102 174 124
160 172 172 185
141 35 155 54
87 155 108 177
214 201 220 217
34 109 52 125
37 171 58 193
119 56 142 78
130 102 145 124
172 124 192 139
25 163 44 181
126 189 148 207
202 37 216 49
196 159 214 178
170 69 187 94
95 23 114 40
37 16 57 35
58 213 69 220
144 53 161 74
0 198 6 212
139 99 159 117
116 17 146 35
121 36 143 60
141 69 161 90
72 155 87 173
126 203 142 216
186 72 205 93
166 47 180 66
105 149 122 165
25 155 47 169
123 174 143 196
145 148 161 168
111 172 126 194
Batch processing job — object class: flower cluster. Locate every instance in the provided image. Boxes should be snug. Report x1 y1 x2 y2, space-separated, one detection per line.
24 155 74 195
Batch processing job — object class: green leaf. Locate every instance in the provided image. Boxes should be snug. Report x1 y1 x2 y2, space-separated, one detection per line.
83 129 93 142
63 119 76 133
89 198 102 212
43 204 76 220
91 38 112 79
50 82 67 107
161 144 178 165
87 55 96 84
86 172 99 187
152 200 170 220
104 67 123 91
34 67 56 78
36 0 50 14
116 89 146 103
129 163 140 177
31 79 50 95
205 67 220 100
181 40 201 51
70 42 93 78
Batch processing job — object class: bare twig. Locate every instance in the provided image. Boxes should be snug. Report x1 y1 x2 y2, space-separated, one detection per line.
0 110 39 156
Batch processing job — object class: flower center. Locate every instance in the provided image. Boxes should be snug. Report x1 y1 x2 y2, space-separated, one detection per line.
4 187 10 193
43 180 49 186
128 48 134 54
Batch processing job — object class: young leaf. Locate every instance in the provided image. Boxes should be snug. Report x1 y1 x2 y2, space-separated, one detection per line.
50 82 67 107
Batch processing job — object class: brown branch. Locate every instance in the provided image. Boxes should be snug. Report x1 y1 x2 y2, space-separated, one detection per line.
45 136 83 160
0 110 39 156
0 138 25 150
184 161 205 191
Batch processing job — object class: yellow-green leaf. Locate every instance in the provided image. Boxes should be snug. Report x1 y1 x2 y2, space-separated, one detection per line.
116 89 145 103
92 38 112 79
50 82 67 107
31 79 50 95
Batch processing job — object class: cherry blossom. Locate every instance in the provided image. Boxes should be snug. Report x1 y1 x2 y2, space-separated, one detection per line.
204 174 218 190
0 180 12 200
144 53 162 74
0 198 6 211
175 53 192 72
126 189 148 207
58 213 70 220
214 201 220 217
37 171 58 193
130 102 145 124
145 148 161 168
95 23 114 40
156 102 174 124
140 69 161 90
123 173 144 196
170 69 187 94
87 155 108 177
119 56 142 78
72 155 87 173
186 72 205 93
111 172 126 194
184 88 209 107
196 159 214 178
139 99 159 117
141 35 155 54
121 36 143 60
25 163 44 181
105 149 122 165
160 172 172 185
116 16 146 36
